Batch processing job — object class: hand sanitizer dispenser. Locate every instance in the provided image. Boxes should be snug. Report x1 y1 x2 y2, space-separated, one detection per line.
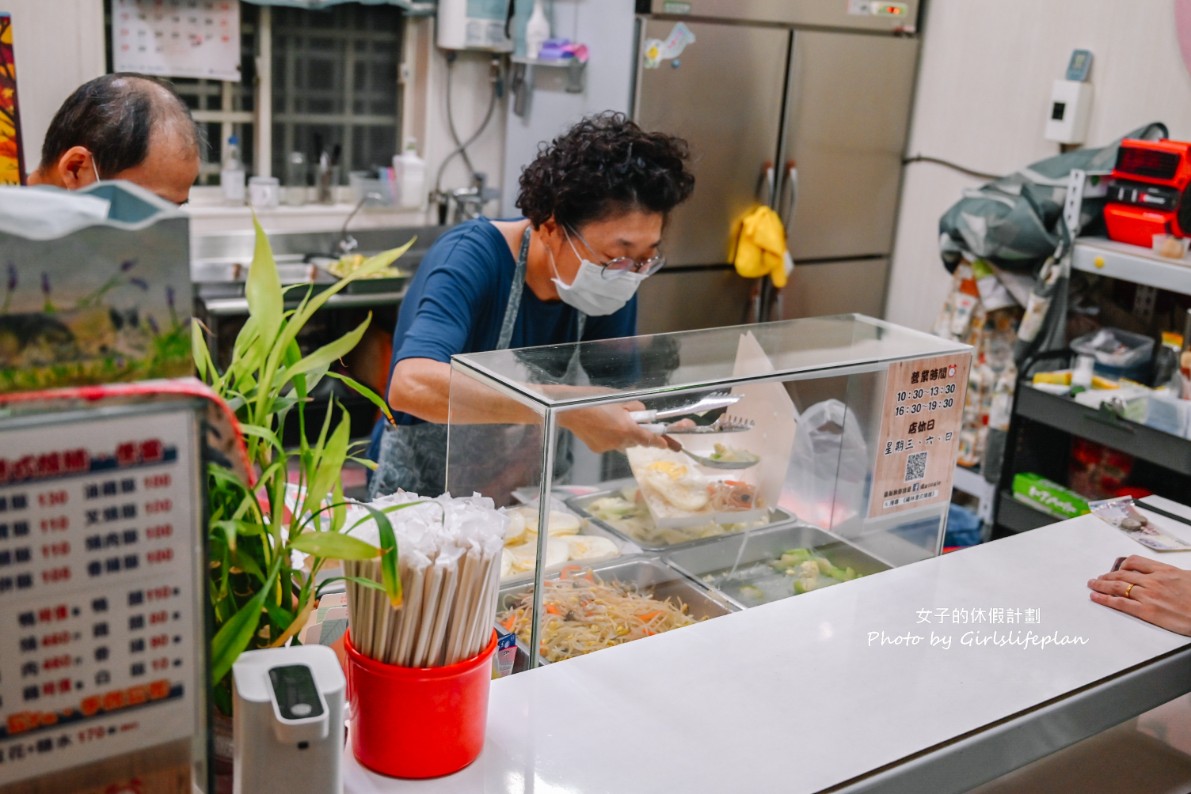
232 644 345 794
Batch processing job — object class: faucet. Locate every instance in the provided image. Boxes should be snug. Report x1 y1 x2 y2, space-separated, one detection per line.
445 173 500 225
334 191 383 257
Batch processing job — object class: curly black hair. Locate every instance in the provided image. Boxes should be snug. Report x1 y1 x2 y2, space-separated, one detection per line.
516 111 694 230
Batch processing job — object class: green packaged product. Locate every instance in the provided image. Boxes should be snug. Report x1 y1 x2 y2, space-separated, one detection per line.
1012 473 1090 520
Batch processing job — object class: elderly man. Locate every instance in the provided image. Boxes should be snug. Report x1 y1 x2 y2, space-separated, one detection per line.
27 73 203 205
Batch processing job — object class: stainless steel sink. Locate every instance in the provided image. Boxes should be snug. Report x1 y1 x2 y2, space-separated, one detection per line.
191 259 333 285
190 224 447 284
190 224 449 308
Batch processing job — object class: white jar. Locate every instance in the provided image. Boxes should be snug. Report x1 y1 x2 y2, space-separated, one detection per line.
248 176 281 210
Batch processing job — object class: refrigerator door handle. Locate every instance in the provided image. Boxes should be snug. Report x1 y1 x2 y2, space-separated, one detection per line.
756 161 775 204
778 160 799 224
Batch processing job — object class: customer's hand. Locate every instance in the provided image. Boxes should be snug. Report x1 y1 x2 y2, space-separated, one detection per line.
1088 555 1191 636
560 401 669 454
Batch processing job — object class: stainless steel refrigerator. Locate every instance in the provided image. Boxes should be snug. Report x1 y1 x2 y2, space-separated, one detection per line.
630 0 922 334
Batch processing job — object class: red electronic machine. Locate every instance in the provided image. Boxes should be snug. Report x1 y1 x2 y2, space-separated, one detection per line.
1104 138 1191 247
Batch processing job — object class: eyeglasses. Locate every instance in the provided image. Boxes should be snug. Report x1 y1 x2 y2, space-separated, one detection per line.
566 227 666 277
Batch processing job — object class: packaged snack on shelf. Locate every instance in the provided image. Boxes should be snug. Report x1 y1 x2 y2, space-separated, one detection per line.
1011 472 1090 520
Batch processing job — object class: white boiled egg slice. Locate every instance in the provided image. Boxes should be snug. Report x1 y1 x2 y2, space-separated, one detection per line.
560 534 618 562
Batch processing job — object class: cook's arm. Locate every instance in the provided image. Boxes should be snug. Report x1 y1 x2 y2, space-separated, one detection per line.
388 357 666 453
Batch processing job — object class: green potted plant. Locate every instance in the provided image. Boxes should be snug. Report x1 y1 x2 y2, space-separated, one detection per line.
193 219 409 715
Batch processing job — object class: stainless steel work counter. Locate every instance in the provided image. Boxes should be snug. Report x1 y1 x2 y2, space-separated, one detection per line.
343 512 1191 793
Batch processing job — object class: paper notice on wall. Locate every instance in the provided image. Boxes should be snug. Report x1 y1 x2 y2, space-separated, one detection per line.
112 0 241 82
641 22 696 69
867 354 971 518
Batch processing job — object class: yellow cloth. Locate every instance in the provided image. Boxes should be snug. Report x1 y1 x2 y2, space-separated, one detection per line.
733 205 790 288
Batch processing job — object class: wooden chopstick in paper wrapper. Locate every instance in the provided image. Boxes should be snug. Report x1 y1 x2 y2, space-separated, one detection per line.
344 492 507 668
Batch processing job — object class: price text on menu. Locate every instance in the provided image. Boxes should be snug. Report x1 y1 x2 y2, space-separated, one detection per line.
0 408 201 789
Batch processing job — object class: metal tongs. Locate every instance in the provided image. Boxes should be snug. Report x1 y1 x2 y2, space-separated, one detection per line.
646 414 755 435
630 390 740 427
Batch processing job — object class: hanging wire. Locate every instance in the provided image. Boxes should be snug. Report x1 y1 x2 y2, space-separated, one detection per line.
902 154 1001 182
434 53 502 196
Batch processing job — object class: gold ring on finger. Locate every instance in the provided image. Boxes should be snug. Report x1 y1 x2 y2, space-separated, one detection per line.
1124 582 1135 598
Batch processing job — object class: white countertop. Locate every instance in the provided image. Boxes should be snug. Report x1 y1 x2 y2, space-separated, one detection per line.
343 514 1191 793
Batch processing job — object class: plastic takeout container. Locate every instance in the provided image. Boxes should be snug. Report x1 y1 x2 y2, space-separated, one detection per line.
1070 328 1154 378
345 629 497 779
348 171 397 206
566 481 795 552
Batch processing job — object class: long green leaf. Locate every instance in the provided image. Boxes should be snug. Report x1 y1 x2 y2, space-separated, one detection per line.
347 502 421 608
283 336 306 397
330 463 347 535
245 217 283 344
192 322 215 385
271 240 414 371
232 544 267 583
303 405 350 516
286 315 372 380
228 314 262 376
252 239 413 439
317 574 387 599
347 454 379 471
236 423 285 456
290 532 381 560
210 580 272 685
263 599 295 633
326 371 393 424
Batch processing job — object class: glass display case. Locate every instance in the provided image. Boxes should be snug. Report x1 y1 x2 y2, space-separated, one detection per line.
446 315 972 669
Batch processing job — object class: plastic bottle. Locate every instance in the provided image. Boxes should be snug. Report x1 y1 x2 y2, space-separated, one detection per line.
525 0 550 60
392 140 426 210
220 135 246 206
1072 355 1095 390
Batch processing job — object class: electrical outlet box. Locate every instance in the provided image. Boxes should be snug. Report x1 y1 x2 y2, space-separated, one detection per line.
1044 79 1093 145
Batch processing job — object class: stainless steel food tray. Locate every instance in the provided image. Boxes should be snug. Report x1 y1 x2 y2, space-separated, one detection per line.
565 482 796 552
663 523 890 610
309 257 411 295
497 554 738 666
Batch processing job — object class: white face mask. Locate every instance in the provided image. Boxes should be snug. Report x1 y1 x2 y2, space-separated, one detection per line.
549 234 647 316
91 160 102 184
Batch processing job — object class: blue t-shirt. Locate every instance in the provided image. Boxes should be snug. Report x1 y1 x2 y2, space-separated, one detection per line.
385 218 637 425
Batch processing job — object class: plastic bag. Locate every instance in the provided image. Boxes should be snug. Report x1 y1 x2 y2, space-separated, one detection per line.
938 122 1168 274
786 400 868 529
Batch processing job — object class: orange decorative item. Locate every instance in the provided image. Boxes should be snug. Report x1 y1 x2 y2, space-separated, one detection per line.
0 14 24 186
1104 138 1191 247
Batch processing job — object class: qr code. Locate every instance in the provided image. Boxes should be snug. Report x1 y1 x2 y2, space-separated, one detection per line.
904 451 927 482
